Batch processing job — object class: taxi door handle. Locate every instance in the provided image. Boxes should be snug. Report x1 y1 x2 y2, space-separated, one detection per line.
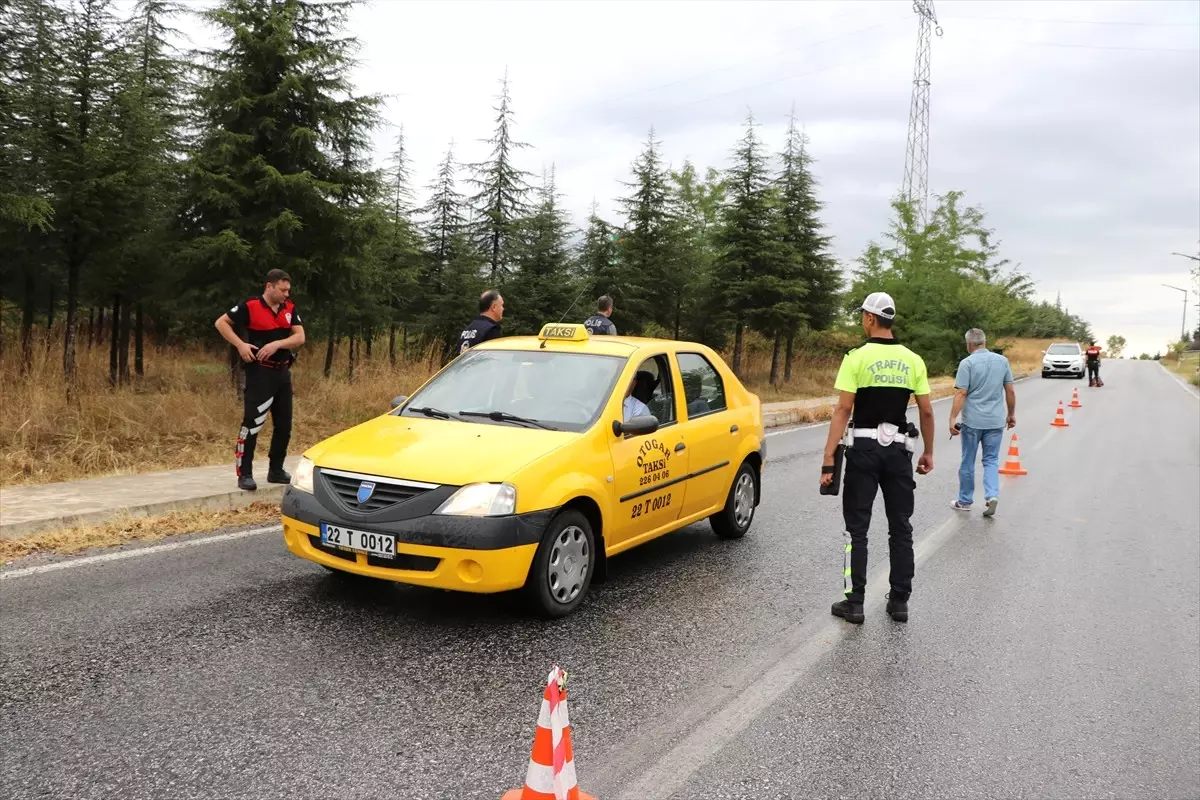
675 442 686 452
729 424 739 433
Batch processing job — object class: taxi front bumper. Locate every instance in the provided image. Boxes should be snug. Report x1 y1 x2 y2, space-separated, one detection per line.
281 486 550 593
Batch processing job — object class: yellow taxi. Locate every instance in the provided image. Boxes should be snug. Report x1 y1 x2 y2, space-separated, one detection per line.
281 323 766 616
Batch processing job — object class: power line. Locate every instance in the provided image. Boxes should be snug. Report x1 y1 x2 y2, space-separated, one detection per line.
941 14 1199 28
960 36 1199 54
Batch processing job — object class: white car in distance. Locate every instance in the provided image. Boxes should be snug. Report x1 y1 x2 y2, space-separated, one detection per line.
1041 342 1086 379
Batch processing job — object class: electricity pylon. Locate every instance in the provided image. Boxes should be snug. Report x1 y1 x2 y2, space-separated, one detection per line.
900 0 943 226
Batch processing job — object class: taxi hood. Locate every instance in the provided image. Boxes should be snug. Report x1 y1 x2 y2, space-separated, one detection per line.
304 414 577 486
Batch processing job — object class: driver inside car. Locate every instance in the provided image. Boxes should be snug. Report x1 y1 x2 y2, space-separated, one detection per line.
623 371 655 421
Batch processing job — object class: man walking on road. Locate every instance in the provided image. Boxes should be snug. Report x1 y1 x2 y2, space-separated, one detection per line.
948 328 1016 517
583 295 618 335
820 291 936 625
215 269 306 491
1086 340 1103 386
459 289 504 354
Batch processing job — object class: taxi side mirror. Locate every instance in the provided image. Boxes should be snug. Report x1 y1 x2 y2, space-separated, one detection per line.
613 415 659 438
391 395 407 410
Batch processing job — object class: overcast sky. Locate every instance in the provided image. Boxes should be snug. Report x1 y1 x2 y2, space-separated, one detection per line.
168 0 1200 357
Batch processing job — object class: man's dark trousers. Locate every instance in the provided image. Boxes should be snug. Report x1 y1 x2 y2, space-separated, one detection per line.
841 438 916 603
236 365 293 479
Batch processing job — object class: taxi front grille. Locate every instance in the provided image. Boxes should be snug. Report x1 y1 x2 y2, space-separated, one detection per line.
320 470 432 513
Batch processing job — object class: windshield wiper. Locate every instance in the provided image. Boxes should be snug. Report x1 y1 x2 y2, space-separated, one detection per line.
407 406 451 419
457 410 558 431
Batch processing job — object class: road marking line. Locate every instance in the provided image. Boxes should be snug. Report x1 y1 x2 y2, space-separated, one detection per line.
0 525 281 581
613 513 965 800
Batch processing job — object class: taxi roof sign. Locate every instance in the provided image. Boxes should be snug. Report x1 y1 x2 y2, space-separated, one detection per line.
538 323 589 343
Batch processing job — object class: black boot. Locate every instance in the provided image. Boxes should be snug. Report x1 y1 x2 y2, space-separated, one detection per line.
886 592 909 622
831 598 864 624
238 474 257 491
267 464 291 484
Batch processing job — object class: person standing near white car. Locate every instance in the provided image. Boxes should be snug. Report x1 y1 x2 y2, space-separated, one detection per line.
948 328 1016 517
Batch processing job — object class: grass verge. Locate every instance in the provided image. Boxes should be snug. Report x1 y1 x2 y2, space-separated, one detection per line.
0 502 280 562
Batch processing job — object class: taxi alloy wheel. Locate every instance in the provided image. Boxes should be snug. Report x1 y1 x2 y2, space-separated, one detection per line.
711 461 758 540
526 509 595 618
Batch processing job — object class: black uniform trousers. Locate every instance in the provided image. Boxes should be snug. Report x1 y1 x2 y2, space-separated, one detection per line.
1087 361 1100 382
235 365 293 478
841 438 916 604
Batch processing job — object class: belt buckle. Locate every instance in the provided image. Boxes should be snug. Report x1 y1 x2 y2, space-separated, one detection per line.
877 422 899 445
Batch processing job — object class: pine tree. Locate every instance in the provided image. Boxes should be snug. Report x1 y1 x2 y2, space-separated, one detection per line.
615 128 674 334
59 0 127 387
576 202 621 319
106 0 189 378
467 70 533 283
669 161 727 345
180 0 383 376
776 113 840 382
507 165 575 334
420 142 481 361
715 113 787 377
379 126 423 364
1 0 67 373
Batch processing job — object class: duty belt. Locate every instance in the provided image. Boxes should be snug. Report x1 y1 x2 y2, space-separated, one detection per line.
849 425 916 452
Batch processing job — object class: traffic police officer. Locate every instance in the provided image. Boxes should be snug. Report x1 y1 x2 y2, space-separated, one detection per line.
819 292 935 624
583 295 618 335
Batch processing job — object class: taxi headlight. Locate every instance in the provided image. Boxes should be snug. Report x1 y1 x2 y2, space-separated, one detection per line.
435 482 517 517
291 457 315 493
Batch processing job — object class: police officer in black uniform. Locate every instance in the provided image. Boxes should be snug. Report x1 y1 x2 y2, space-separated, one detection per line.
459 289 504 354
819 292 936 624
215 269 306 491
583 295 618 335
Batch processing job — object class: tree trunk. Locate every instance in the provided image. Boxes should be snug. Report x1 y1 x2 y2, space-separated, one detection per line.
61 268 78 386
47 283 56 330
389 324 397 367
769 331 782 387
784 330 795 383
97 305 105 345
117 297 132 385
87 306 95 347
402 326 408 357
365 327 373 360
347 330 358 382
732 315 745 377
108 293 121 386
323 315 336 378
673 299 682 341
21 274 36 375
134 301 144 378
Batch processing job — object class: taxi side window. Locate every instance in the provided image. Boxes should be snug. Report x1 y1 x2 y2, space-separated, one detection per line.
632 354 677 426
677 352 726 418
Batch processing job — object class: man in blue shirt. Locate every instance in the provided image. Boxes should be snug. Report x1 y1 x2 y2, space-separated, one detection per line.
948 328 1016 517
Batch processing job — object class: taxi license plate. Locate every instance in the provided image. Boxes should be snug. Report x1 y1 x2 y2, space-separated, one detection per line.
320 522 395 558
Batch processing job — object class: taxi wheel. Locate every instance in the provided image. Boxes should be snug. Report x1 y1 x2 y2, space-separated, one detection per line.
711 461 758 540
526 509 595 618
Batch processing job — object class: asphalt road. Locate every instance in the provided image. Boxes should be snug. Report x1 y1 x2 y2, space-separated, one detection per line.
2 360 1197 800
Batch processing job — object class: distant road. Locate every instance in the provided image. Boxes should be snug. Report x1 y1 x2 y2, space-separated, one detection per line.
2 360 1197 800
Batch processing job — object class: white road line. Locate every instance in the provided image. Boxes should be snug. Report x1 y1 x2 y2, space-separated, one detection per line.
614 512 965 800
0 525 281 581
1163 367 1200 400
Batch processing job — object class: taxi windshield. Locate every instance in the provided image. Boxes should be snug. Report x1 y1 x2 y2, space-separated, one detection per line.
400 349 626 432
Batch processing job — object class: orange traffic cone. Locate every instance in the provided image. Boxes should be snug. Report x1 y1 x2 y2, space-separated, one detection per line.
502 666 596 800
1050 401 1070 427
998 433 1027 475
1068 387 1082 408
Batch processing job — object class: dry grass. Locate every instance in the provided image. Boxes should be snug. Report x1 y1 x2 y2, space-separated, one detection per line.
2 328 1051 488
0 501 280 561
